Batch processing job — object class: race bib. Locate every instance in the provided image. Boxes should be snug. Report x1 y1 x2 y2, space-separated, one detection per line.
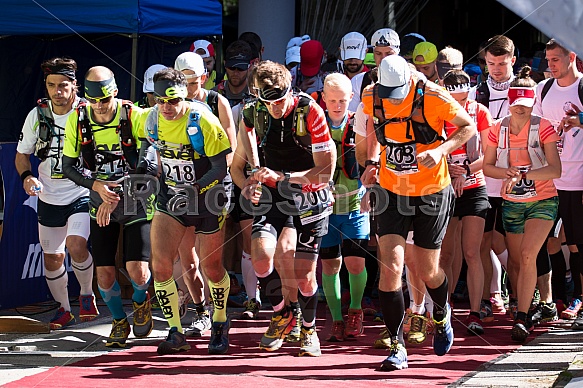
96 151 126 180
162 158 197 185
385 143 418 175
450 154 476 188
50 155 65 179
507 178 537 199
293 188 333 225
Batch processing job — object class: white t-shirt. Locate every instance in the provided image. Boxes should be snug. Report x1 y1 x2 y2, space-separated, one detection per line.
17 99 89 205
469 84 510 197
349 72 366 113
354 102 367 137
533 76 583 190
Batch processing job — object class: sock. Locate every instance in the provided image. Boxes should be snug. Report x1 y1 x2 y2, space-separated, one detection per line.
550 250 567 302
154 277 182 330
378 289 405 343
349 268 367 310
193 301 205 314
570 251 582 298
98 280 125 320
322 272 343 321
241 251 260 302
71 253 94 296
257 268 285 312
131 271 151 304
208 271 230 323
427 277 449 322
497 249 509 269
45 265 70 311
299 288 318 327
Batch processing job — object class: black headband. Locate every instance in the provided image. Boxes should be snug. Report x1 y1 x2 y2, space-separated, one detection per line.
153 80 187 99
258 86 290 101
43 64 76 81
84 77 117 98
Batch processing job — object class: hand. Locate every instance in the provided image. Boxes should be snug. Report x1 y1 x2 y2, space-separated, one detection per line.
23 176 43 196
448 163 466 178
360 165 379 186
96 199 119 227
242 176 262 203
252 167 283 185
92 180 121 204
501 176 520 195
299 77 316 92
417 148 444 169
452 176 465 198
360 189 372 213
505 166 520 179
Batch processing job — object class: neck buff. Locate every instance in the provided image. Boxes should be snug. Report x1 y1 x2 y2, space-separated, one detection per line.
154 80 187 98
43 64 76 81
487 73 515 91
85 77 117 98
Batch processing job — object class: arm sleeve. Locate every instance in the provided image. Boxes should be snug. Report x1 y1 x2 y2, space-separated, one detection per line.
135 139 158 176
62 155 95 189
196 151 228 192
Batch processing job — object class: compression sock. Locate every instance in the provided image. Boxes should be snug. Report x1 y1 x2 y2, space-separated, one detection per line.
208 271 230 323
154 277 182 331
349 268 368 310
98 280 126 320
71 253 94 296
322 272 343 321
46 264 70 312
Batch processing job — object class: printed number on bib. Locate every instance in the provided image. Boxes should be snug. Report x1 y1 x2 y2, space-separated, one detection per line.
293 188 333 225
163 158 196 185
96 152 125 178
385 143 418 175
508 178 537 199
450 154 476 187
50 155 65 179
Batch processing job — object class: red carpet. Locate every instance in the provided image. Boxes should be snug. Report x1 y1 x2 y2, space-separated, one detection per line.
7 304 553 387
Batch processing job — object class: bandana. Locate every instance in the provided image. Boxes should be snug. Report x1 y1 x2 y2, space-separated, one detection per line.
84 77 117 98
487 74 515 92
43 64 76 81
444 83 471 94
436 61 462 80
258 86 290 101
153 80 188 99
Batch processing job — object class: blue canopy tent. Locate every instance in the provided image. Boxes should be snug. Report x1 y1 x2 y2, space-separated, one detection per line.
0 0 222 309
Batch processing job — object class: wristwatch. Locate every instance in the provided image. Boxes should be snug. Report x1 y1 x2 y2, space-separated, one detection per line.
365 160 380 167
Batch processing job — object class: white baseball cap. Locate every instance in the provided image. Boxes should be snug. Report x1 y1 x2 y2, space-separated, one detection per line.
174 52 206 77
378 55 411 99
286 46 301 65
340 32 367 61
371 28 400 54
143 64 166 93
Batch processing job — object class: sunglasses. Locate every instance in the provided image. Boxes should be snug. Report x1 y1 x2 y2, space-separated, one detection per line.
154 97 182 105
226 66 250 72
259 94 288 106
86 95 113 104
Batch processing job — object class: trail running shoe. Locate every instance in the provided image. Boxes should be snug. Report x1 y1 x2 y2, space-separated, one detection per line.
79 295 99 322
465 314 484 336
49 307 75 330
185 310 212 337
326 320 346 342
374 328 391 349
511 319 533 343
208 320 230 354
480 300 494 323
530 302 558 325
380 340 408 371
157 327 191 355
345 308 364 337
240 298 260 320
105 318 130 348
285 306 302 343
433 303 454 356
402 308 413 335
407 311 430 344
571 310 583 330
561 298 582 319
132 293 153 338
299 326 321 357
259 308 294 351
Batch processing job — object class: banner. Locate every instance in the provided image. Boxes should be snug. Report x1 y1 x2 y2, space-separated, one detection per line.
0 143 79 310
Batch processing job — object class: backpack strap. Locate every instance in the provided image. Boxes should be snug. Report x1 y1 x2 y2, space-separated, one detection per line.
292 93 312 153
35 98 54 160
118 100 138 170
341 112 359 179
207 89 220 117
475 82 490 109
540 78 555 103
187 102 207 157
77 103 97 172
359 71 372 100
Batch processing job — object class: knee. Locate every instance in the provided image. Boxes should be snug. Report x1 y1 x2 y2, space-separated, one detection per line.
345 257 365 274
66 236 88 260
96 268 116 289
44 253 65 270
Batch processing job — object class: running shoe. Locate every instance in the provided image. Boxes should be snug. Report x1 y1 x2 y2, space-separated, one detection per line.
105 318 131 348
402 308 413 335
259 308 294 351
132 293 153 338
326 320 346 342
362 296 377 316
572 310 583 330
208 320 230 354
374 328 391 349
530 302 558 325
240 298 261 320
285 306 302 343
345 308 364 337
465 314 484 336
480 300 494 323
157 327 191 355
49 307 75 330
433 303 454 356
380 340 408 371
490 295 506 314
407 311 430 344
299 326 321 357
511 319 533 343
561 298 582 319
79 295 99 322
185 309 212 337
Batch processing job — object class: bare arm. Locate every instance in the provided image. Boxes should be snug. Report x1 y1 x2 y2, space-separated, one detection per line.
217 94 236 166
15 152 42 195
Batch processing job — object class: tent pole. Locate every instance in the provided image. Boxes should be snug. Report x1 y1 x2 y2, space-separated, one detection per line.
130 33 138 102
